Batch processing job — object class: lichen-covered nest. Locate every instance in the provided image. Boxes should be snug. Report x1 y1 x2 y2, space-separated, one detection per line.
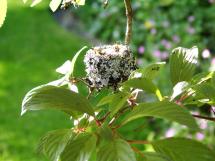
84 44 136 89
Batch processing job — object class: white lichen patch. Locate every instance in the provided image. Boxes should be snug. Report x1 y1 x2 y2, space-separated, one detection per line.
84 44 136 89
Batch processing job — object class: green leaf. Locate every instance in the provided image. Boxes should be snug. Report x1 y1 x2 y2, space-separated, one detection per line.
0 0 7 28
130 62 166 80
31 0 42 7
55 46 87 77
170 46 198 85
21 85 95 117
190 72 213 85
122 100 199 130
97 138 136 161
49 0 62 12
70 46 87 77
97 94 116 107
123 78 162 101
137 152 172 161
61 133 96 161
37 129 74 161
97 125 113 142
152 138 215 161
123 78 157 94
109 92 130 117
195 82 215 101
170 81 189 101
97 92 130 118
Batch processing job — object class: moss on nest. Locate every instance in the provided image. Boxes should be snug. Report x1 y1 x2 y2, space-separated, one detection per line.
84 44 136 90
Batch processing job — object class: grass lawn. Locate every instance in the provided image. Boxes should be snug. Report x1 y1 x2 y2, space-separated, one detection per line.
0 1 87 160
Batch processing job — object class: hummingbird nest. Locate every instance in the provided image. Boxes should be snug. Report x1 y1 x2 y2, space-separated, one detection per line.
84 44 136 90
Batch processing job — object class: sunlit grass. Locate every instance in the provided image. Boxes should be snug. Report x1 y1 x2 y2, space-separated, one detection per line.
0 1 87 160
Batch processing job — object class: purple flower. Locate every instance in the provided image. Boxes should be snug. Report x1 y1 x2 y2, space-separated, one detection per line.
161 39 168 46
211 57 215 65
211 106 215 115
208 0 215 4
202 49 211 59
187 26 196 34
199 120 208 129
153 50 162 59
150 28 157 35
165 128 176 137
188 16 195 22
137 59 144 66
161 39 172 49
138 46 145 54
196 132 205 141
172 35 180 43
161 51 169 60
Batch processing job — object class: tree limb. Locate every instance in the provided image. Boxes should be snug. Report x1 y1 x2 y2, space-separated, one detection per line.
124 0 133 45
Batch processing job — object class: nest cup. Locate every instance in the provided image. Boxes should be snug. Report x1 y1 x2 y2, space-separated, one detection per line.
84 44 136 89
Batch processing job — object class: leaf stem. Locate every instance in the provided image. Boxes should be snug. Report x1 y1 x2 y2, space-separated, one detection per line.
109 105 131 126
192 114 215 122
131 146 145 157
98 112 111 122
127 140 151 144
124 0 133 45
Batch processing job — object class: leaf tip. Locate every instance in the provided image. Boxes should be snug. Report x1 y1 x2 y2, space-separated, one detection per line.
21 109 27 116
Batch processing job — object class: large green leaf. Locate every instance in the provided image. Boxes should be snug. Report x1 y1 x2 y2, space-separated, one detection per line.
170 46 198 85
124 78 157 93
121 100 199 130
130 62 166 80
21 85 95 116
61 133 96 161
97 92 130 118
152 138 215 161
70 46 87 77
97 138 136 161
0 0 7 28
109 92 130 117
170 81 189 101
123 78 162 101
55 46 87 77
137 152 172 161
37 129 74 161
195 82 215 101
97 93 116 107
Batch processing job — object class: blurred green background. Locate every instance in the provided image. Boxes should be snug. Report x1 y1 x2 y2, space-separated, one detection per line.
0 0 215 161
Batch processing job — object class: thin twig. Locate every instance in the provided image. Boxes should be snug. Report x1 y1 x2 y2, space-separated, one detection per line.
127 140 151 144
131 146 145 157
109 105 131 126
192 114 215 122
98 112 111 122
124 0 133 45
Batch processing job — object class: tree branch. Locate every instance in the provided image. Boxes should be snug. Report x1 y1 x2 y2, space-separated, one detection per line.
192 114 215 122
124 0 133 45
127 140 151 144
